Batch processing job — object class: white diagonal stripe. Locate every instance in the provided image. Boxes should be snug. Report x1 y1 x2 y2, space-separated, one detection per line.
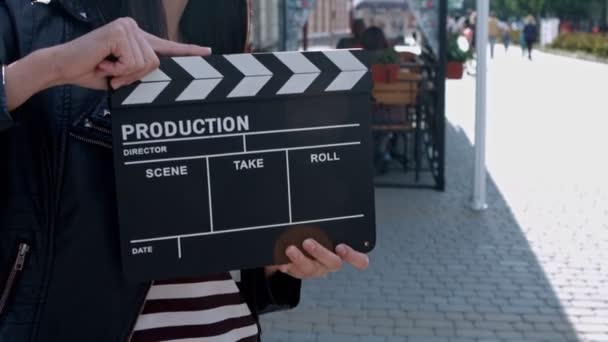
325 70 367 91
168 325 259 342
133 303 252 330
145 279 238 300
229 270 241 283
228 75 272 98
173 56 223 79
122 82 170 105
277 73 319 95
274 52 320 95
273 52 320 73
225 54 272 76
323 50 367 71
176 79 222 101
141 69 171 82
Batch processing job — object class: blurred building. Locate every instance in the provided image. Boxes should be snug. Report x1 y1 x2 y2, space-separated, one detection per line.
251 0 350 50
307 0 352 46
355 6 411 40
250 0 282 51
353 0 412 41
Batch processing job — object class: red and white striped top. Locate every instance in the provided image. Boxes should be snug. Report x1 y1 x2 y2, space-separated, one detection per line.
131 273 259 342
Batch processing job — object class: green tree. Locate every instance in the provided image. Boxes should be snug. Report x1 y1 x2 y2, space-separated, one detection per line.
490 0 545 19
487 0 604 22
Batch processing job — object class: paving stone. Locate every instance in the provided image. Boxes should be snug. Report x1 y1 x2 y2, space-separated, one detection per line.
406 337 446 342
287 332 318 342
385 337 407 342
474 320 514 331
283 321 313 333
333 324 374 335
358 336 387 342
456 329 496 338
580 333 608 342
495 331 524 339
316 333 359 342
394 328 434 337
484 313 522 322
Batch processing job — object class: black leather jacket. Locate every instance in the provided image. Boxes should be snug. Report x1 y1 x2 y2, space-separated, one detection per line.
0 0 300 341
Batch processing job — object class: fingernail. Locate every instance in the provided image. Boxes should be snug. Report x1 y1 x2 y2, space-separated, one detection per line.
336 245 347 256
303 239 316 251
286 246 298 259
111 80 123 90
279 265 289 273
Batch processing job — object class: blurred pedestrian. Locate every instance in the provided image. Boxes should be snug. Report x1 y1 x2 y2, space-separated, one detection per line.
488 12 500 58
468 10 477 49
523 15 538 60
448 15 457 34
337 18 366 49
457 15 468 33
502 22 511 52
463 19 475 46
519 29 527 56
361 26 389 51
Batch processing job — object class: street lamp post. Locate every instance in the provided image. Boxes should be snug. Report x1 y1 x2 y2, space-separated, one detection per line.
472 0 489 211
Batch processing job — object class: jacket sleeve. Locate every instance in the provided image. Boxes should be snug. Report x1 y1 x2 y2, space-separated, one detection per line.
0 0 16 132
239 268 301 315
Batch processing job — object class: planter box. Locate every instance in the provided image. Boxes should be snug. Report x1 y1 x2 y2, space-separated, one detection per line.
372 64 400 83
446 61 464 79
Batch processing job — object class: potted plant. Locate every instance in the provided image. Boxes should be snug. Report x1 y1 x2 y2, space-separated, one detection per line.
371 49 400 83
446 33 472 79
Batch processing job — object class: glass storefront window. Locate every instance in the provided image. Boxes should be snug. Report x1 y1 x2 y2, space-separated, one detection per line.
409 0 441 55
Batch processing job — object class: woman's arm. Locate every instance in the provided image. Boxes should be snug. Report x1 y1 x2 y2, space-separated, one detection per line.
0 0 15 130
4 50 57 113
239 268 301 315
1 17 212 115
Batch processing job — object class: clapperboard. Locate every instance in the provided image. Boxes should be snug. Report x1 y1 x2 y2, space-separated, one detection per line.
111 50 376 281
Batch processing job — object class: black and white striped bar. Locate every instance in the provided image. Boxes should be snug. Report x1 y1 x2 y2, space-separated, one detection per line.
112 50 370 108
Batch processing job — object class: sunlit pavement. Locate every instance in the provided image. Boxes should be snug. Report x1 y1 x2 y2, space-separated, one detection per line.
261 46 608 342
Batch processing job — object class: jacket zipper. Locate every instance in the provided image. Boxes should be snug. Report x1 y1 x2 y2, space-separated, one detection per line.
70 116 113 149
70 133 112 149
126 281 153 342
0 243 30 315
84 118 112 135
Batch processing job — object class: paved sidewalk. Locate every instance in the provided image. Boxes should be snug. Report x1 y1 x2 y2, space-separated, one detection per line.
260 49 608 342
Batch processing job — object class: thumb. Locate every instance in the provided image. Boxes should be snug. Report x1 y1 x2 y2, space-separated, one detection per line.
79 70 110 91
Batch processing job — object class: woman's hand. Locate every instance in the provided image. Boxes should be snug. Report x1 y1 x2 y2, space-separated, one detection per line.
5 17 210 111
265 240 370 280
50 17 211 90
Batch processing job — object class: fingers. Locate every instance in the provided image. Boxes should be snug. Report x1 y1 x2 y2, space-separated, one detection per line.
83 70 110 90
101 19 137 78
109 30 160 89
302 239 343 272
98 18 162 89
276 242 370 280
58 17 207 89
336 244 370 270
144 32 212 57
127 28 145 74
284 246 325 279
